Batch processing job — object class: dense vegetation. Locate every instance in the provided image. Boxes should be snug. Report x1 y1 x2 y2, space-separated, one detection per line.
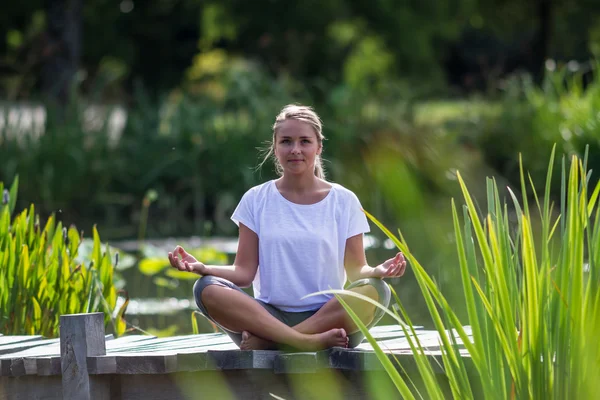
2 0 600 350
0 178 118 337
340 149 600 398
2 0 600 242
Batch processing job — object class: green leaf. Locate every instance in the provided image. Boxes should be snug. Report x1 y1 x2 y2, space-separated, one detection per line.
32 297 42 327
153 276 179 289
139 258 170 276
115 297 130 337
335 294 416 400
8 175 19 216
165 268 200 280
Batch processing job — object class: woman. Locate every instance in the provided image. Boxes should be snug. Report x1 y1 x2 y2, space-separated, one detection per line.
168 104 406 351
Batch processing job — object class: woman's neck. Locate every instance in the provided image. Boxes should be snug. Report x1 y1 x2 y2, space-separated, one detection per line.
277 173 322 193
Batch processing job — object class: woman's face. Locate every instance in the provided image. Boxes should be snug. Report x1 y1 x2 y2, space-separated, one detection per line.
274 119 322 177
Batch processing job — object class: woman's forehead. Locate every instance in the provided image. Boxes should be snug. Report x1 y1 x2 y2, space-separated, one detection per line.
276 119 315 136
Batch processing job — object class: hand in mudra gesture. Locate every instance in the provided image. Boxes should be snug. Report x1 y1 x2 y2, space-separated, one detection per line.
168 246 206 275
373 252 407 278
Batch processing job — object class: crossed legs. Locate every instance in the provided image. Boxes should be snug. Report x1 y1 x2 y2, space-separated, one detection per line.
194 276 389 351
239 283 380 350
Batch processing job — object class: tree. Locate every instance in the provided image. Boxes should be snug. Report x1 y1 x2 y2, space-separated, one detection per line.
41 0 82 104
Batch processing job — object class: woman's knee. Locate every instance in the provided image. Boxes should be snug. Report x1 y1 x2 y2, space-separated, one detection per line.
348 278 391 308
193 276 229 310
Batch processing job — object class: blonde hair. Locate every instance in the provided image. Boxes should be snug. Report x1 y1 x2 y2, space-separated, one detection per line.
259 104 326 179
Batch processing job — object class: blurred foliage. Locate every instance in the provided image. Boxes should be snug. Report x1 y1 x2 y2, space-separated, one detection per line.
139 246 227 279
476 63 600 200
2 0 600 99
2 0 600 337
344 150 600 399
0 177 118 337
0 54 441 241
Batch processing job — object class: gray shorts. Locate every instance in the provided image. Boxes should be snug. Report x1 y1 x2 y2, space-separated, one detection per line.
193 275 391 349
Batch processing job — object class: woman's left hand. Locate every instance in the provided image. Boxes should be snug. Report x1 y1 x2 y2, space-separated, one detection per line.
373 252 407 278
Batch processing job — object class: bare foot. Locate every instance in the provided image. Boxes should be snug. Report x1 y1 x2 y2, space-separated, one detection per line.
239 329 348 351
303 328 348 351
240 331 277 350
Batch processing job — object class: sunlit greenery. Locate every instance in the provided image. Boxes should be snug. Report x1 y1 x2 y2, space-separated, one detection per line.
0 177 118 337
476 65 600 199
335 147 600 398
2 0 600 357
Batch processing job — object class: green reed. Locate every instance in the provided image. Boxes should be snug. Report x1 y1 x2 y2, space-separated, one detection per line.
331 146 600 399
0 177 117 337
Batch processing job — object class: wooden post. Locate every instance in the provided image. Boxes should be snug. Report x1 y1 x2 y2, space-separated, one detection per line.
60 313 109 400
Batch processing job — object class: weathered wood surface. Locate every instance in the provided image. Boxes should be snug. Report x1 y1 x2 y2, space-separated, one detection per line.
0 324 472 378
0 317 475 400
59 312 108 400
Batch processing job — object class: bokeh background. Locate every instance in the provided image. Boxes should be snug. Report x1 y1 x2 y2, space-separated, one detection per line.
1 0 600 335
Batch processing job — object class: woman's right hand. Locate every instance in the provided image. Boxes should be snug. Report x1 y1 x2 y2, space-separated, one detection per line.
168 246 207 275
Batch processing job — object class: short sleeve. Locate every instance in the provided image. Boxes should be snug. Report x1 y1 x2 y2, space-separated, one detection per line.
231 189 258 234
346 191 370 238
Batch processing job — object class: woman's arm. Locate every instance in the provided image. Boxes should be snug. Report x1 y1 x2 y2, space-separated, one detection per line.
344 234 407 282
168 223 259 287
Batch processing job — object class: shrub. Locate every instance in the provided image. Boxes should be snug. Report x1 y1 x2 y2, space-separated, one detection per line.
478 65 600 200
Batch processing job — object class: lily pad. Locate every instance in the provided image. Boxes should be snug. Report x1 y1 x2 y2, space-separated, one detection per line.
76 239 136 270
153 276 179 289
138 257 169 276
189 247 228 264
165 268 201 280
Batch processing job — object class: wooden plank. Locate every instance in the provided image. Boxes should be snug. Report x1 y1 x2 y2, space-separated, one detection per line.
37 356 62 376
356 329 473 352
0 335 114 361
109 373 189 400
175 352 208 372
104 334 226 352
0 359 11 376
61 326 416 358
0 375 63 400
60 312 108 400
0 325 475 382
274 345 470 375
173 341 238 352
0 336 44 346
7 357 37 377
327 348 383 371
0 334 148 374
86 355 117 375
114 354 177 374
274 351 327 374
365 325 425 340
369 325 422 333
88 353 178 374
207 350 279 370
90 348 278 374
106 335 236 354
0 338 58 356
0 341 60 364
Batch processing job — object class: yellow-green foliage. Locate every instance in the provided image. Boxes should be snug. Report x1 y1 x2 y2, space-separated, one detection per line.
0 177 117 337
334 146 600 399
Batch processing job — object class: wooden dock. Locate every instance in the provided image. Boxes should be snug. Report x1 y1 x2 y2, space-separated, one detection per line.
0 313 473 400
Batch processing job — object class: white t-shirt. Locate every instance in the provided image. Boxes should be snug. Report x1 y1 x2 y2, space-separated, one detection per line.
231 180 370 311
